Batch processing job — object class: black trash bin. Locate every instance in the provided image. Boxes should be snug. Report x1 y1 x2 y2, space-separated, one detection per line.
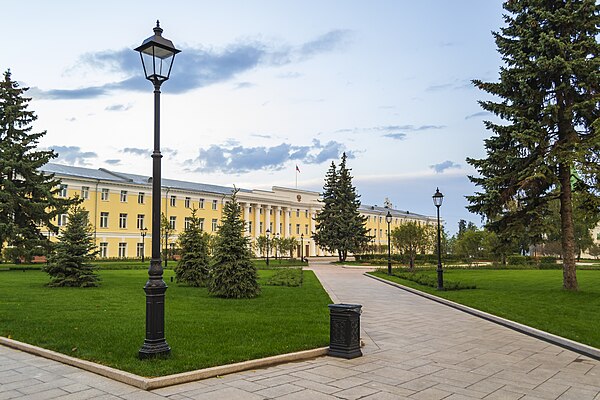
328 303 362 359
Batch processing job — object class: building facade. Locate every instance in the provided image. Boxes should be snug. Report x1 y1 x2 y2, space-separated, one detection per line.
42 163 437 259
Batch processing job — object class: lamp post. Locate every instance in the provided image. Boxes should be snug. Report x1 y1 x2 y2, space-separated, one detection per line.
300 233 304 262
140 227 148 263
275 232 280 260
135 21 180 359
266 229 270 266
385 211 392 275
432 188 444 290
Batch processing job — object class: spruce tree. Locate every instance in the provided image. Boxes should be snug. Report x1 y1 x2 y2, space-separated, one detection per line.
208 189 260 298
44 203 99 287
334 153 370 261
314 154 370 261
466 1 600 290
0 70 74 259
313 161 339 255
174 208 210 286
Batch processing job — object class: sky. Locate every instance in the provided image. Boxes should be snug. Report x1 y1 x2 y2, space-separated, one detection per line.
3 0 508 234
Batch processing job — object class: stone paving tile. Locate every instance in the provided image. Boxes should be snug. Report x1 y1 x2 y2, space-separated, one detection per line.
3 263 600 400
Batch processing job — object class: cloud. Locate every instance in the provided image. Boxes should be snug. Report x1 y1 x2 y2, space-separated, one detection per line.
186 139 351 173
52 146 97 166
336 124 445 140
465 111 493 120
276 72 302 79
426 79 473 92
250 133 273 139
105 103 132 112
122 147 149 156
430 160 461 173
383 133 407 140
234 81 254 89
32 30 352 100
105 159 121 165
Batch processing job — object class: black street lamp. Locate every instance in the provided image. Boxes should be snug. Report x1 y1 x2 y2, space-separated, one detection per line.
135 21 180 359
275 232 280 260
386 211 392 275
266 229 270 266
140 227 148 263
433 188 444 290
300 233 304 262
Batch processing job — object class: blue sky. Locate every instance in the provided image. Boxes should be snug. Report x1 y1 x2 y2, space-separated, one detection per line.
4 1 507 234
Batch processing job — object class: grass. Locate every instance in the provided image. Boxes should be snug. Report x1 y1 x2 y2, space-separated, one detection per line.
370 268 600 349
0 269 331 377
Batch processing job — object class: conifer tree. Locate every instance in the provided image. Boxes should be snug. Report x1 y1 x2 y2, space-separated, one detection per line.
174 209 210 286
44 202 99 287
314 154 370 261
467 1 600 290
0 70 74 259
208 189 260 298
313 161 339 256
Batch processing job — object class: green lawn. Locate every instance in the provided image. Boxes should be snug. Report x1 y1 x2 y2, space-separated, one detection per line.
0 269 330 377
370 269 600 349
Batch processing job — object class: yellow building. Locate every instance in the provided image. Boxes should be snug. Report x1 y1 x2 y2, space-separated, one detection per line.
42 163 436 258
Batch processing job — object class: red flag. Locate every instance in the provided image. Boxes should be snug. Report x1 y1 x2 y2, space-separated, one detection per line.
296 165 301 173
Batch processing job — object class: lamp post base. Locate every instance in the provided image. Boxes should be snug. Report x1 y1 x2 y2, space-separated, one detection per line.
139 272 170 359
139 341 171 359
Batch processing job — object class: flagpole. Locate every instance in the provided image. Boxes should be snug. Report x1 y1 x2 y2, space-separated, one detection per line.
296 169 298 189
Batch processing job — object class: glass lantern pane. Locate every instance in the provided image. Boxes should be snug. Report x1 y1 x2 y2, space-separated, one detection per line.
141 51 155 79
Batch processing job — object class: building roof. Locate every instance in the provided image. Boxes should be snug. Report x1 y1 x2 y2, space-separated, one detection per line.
41 163 432 219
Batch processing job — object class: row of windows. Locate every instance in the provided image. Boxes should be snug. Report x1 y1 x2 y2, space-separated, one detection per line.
97 212 219 232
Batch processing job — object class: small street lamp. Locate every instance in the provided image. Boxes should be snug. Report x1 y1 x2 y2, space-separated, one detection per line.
140 227 148 263
266 229 270 266
135 20 180 359
300 233 304 262
275 232 280 260
385 211 392 275
433 188 444 290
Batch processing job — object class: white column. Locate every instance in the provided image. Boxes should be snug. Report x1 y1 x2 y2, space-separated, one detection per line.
254 204 260 238
265 205 272 233
275 206 281 236
309 209 316 257
243 203 251 237
284 207 290 237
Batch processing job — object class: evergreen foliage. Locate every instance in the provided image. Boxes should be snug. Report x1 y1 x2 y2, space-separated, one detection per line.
208 189 260 298
44 202 99 287
174 209 210 286
0 70 75 260
313 153 371 261
466 1 600 290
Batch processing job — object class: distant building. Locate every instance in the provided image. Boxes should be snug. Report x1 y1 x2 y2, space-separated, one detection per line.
41 163 436 259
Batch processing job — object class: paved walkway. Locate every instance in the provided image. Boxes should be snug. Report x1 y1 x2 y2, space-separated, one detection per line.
2 262 600 399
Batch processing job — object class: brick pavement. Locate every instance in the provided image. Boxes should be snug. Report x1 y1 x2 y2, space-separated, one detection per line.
1 261 599 399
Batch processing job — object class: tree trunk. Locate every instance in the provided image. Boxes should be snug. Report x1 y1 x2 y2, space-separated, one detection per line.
559 162 578 291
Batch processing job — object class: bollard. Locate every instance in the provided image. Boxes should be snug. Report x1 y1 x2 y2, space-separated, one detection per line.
328 303 362 359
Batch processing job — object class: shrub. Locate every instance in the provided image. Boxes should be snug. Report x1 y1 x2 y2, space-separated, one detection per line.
507 255 535 265
266 268 303 287
393 271 476 290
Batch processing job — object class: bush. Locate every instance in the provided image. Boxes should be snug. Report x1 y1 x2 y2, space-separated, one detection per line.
266 268 303 287
507 255 535 265
392 271 476 290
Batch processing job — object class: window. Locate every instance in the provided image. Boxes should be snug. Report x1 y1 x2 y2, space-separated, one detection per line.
212 200 218 210
380 229 383 237
259 208 263 215
169 216 176 230
59 184 68 197
101 188 109 201
199 198 205 208
99 243 108 258
184 217 192 231
120 190 127 202
296 209 300 217
269 209 273 215
117 213 127 230
269 222 273 232
137 243 144 258
81 186 89 200
185 197 191 208
305 224 309 234
259 222 263 234
118 243 127 258
248 221 252 234
288 223 292 234
138 192 145 204
199 218 205 232
212 218 218 232
137 214 145 230
305 210 308 218
296 224 300 234
119 213 127 229
170 195 176 207
58 214 68 227
100 212 109 228
279 223 283 234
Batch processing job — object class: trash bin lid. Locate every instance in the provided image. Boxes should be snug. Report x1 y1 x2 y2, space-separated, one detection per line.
328 303 362 312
